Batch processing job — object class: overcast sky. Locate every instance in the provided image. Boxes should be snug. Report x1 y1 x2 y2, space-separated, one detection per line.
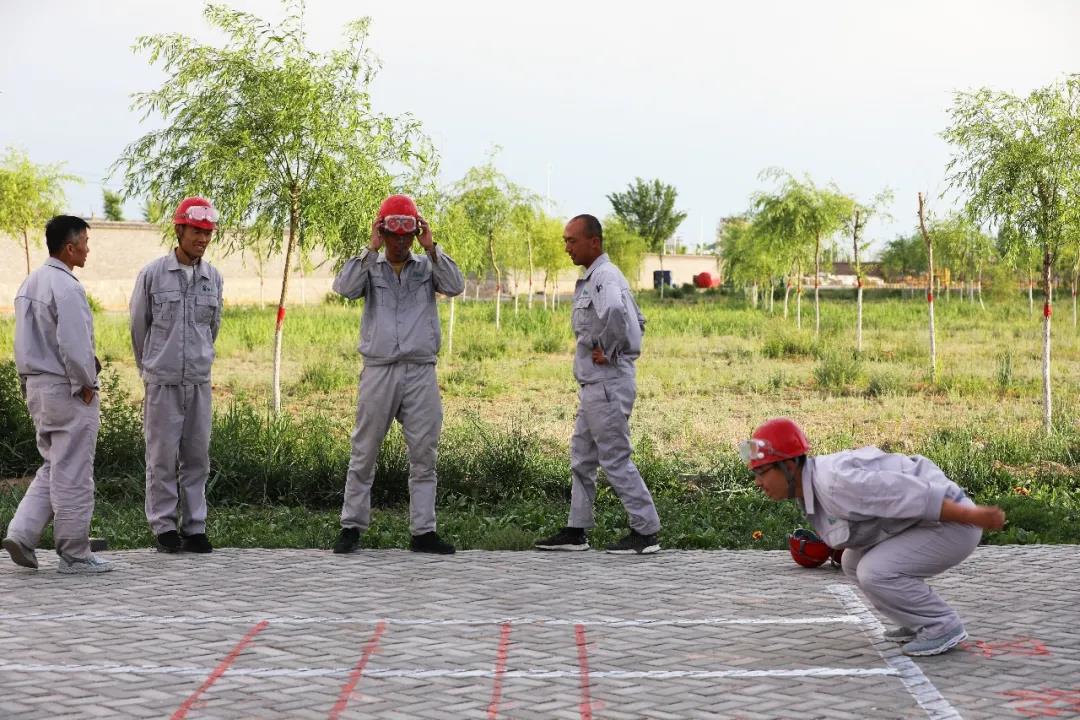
2 0 1078 256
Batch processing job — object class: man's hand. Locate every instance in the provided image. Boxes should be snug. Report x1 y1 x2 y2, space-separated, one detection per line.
591 343 608 365
967 504 1006 530
369 218 384 252
79 386 96 405
417 216 434 253
940 499 1006 530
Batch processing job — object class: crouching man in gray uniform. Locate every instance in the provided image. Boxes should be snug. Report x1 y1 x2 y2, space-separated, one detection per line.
332 194 464 555
741 417 1006 656
130 197 223 554
535 214 661 555
3 215 111 574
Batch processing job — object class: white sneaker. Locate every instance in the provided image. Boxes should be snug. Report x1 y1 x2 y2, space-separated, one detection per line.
2 537 39 569
57 553 113 575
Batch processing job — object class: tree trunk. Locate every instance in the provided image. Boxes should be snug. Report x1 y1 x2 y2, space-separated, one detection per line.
489 232 502 329
783 283 790 319
271 188 300 414
978 268 985 310
475 281 480 301
527 237 535 310
918 193 936 382
751 282 759 309
768 283 775 313
1041 250 1052 434
1072 271 1078 329
447 295 456 356
659 245 666 299
852 210 863 354
1028 272 1034 316
814 233 821 337
22 230 31 276
796 260 803 330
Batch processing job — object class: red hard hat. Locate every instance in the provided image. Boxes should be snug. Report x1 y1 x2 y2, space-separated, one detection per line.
173 197 218 230
788 528 832 568
743 417 810 469
377 194 419 234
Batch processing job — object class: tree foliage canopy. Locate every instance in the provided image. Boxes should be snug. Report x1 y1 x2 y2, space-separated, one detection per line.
607 177 687 253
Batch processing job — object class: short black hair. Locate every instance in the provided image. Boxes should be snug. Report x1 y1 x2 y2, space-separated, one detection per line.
45 215 89 255
570 214 603 242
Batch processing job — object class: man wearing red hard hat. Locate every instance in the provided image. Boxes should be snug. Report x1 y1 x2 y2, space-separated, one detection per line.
331 194 464 555
130 197 223 554
740 417 1006 656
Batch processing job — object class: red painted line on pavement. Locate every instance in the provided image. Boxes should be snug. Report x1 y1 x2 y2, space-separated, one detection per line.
171 619 269 720
329 620 387 720
487 622 513 719
575 623 593 720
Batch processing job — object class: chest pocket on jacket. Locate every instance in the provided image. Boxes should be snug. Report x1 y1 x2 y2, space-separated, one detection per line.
195 294 218 325
152 291 182 325
572 296 593 335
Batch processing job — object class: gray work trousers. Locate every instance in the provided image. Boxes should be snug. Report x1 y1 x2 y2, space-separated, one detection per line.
568 377 661 535
341 362 442 534
143 383 211 536
7 376 99 562
842 503 982 639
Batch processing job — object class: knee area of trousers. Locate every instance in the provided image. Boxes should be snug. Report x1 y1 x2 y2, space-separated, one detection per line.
855 562 901 589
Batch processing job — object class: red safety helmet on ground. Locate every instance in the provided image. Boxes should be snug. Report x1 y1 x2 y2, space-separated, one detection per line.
173 197 219 231
789 528 843 568
739 418 811 470
377 194 420 235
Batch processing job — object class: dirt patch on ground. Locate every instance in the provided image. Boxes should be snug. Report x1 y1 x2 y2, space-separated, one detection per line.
0 476 32 490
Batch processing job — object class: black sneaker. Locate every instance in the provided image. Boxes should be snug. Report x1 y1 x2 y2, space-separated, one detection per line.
605 529 660 555
333 527 361 554
534 527 589 551
181 533 213 553
155 530 183 553
409 531 456 555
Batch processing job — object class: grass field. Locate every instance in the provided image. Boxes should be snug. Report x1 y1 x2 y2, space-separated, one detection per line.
2 288 1078 550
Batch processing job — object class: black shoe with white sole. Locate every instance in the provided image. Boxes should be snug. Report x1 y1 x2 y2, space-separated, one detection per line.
333 527 361 554
605 529 660 555
534 527 589 551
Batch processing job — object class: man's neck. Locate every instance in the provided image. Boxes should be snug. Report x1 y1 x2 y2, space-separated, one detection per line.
175 247 196 266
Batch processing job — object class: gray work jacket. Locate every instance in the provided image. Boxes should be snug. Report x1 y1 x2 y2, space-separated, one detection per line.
14 258 98 394
333 246 464 366
572 254 646 385
799 447 966 550
130 252 223 385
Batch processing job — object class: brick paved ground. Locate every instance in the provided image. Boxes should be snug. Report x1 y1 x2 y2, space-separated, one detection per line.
0 545 1077 719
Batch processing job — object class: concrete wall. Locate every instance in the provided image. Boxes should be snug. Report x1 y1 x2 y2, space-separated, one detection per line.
1 221 727 309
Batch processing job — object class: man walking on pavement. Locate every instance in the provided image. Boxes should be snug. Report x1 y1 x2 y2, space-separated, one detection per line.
3 215 112 574
130 197 223 554
535 214 661 555
332 194 464 555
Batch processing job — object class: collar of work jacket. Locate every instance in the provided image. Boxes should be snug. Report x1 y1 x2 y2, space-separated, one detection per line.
800 459 818 514
581 253 612 282
164 251 212 281
44 256 78 279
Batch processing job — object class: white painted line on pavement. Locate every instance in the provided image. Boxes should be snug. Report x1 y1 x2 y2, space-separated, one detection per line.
828 584 962 720
0 661 899 680
0 612 862 627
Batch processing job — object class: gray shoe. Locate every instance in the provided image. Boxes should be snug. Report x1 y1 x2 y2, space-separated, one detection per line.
57 553 113 575
901 626 967 656
883 626 917 643
2 537 39 569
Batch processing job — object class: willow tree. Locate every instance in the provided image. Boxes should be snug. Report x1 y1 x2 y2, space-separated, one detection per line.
113 1 435 413
944 77 1080 432
607 178 687 298
846 189 893 352
754 170 850 332
0 149 75 275
450 155 533 329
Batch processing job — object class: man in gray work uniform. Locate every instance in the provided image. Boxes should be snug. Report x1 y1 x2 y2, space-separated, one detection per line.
130 197 223 554
535 214 661 555
3 215 112 574
741 417 1006 656
332 194 464 555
